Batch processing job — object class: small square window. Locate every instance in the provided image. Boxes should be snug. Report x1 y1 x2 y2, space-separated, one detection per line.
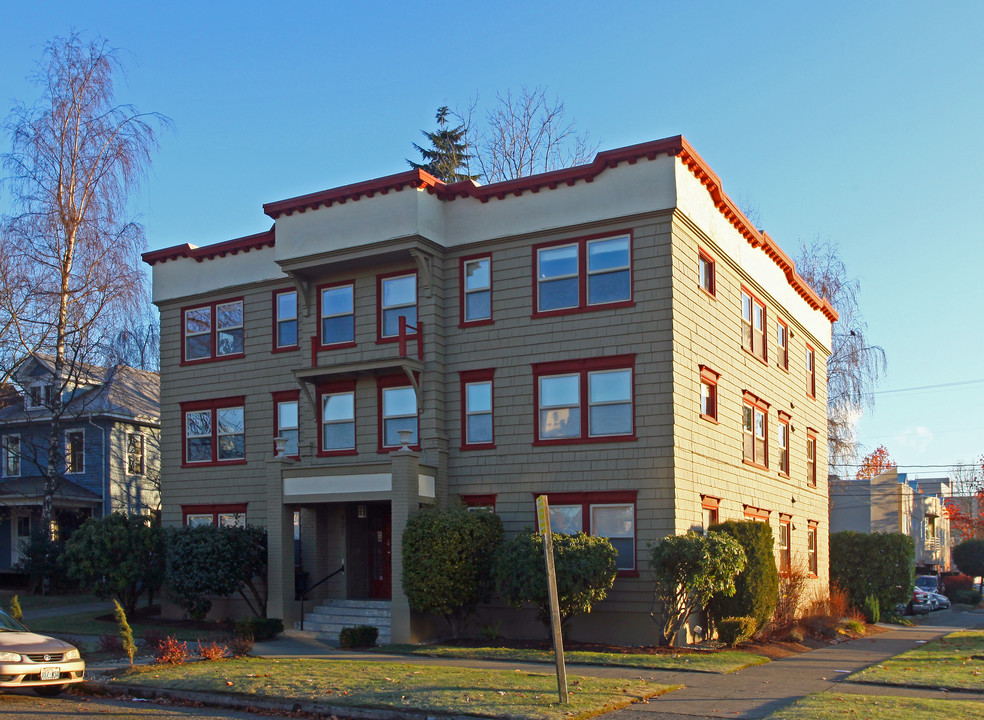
698 250 715 296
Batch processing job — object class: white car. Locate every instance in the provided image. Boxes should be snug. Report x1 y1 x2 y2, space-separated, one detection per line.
0 608 85 696
926 590 950 610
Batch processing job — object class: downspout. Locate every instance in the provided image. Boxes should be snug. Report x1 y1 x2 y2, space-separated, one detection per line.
87 415 108 517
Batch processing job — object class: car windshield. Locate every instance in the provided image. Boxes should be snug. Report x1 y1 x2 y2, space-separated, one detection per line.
915 577 937 590
0 609 28 632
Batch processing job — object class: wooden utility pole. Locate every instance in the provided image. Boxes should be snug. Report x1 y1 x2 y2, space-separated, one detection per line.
536 494 568 704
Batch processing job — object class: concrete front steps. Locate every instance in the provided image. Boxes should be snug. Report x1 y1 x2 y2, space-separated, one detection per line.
291 599 392 645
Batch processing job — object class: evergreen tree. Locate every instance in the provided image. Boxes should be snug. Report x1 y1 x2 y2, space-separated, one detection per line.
408 106 477 182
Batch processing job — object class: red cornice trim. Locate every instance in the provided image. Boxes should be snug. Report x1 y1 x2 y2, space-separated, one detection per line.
143 229 275 266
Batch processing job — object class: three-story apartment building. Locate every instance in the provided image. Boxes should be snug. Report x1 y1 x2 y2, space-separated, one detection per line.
145 136 835 644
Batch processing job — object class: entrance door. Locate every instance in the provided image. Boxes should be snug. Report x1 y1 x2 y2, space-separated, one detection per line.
367 505 391 599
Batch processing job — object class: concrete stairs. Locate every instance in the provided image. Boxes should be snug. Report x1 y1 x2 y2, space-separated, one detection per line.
291 599 392 644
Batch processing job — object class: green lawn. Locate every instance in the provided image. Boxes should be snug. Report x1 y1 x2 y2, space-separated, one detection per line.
0 591 101 612
109 657 677 720
377 643 768 674
26 610 227 643
764 692 984 720
848 631 984 691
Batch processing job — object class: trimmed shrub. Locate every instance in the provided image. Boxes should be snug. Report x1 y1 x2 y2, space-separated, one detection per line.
717 616 756 646
235 617 283 642
154 636 189 665
339 625 379 648
862 595 880 624
493 530 618 638
952 539 984 578
707 521 778 634
943 574 975 597
829 531 913 611
953 589 983 605
402 506 503 638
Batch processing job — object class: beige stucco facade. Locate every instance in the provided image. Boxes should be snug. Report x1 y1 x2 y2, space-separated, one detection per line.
148 136 833 644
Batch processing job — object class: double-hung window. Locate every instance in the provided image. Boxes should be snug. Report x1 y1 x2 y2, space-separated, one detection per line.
698 249 715 296
808 521 819 574
319 282 355 347
807 430 817 487
460 256 492 325
26 383 52 409
779 515 792 573
741 289 767 361
534 234 632 315
126 433 145 475
742 391 769 468
181 397 246 465
378 376 417 450
806 346 816 398
700 366 719 421
534 356 635 444
273 289 298 350
183 299 245 362
273 390 300 457
318 381 356 455
66 430 84 474
460 369 494 448
537 491 638 572
777 319 789 370
3 435 20 477
777 412 790 476
378 272 417 339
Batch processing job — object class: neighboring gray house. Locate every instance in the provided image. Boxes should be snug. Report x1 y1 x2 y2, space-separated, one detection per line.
0 355 160 569
829 469 951 572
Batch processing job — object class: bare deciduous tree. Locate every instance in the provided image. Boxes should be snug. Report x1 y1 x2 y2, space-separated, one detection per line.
468 86 597 183
796 238 886 473
1 33 168 536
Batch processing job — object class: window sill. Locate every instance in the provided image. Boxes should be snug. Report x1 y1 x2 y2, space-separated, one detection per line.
460 442 496 451
778 471 790 479
532 300 634 320
699 287 716 300
180 353 246 367
459 319 494 329
316 341 357 352
699 413 718 424
533 435 636 446
181 460 248 469
316 449 358 458
616 569 639 579
271 345 300 354
742 458 769 471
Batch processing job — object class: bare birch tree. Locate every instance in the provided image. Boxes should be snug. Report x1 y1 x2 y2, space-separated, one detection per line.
1 33 168 536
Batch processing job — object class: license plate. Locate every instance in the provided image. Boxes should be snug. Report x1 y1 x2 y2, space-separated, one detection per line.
40 667 60 681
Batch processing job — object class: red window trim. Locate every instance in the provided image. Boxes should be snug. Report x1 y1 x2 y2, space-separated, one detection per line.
316 379 358 457
806 428 818 487
180 297 246 366
181 503 248 526
777 411 791 477
272 390 301 459
180 396 246 467
376 269 418 344
743 504 771 521
271 288 299 353
531 230 634 319
531 490 639 576
461 494 496 511
699 365 719 423
806 345 817 399
532 355 636 446
698 247 716 298
377 373 420 453
459 253 494 328
740 287 768 364
777 318 789 371
316 279 357 351
459 368 495 450
807 520 820 577
701 494 721 528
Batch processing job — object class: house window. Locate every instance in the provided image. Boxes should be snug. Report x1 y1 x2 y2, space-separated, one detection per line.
699 366 719 421
182 503 248 527
273 391 300 457
534 234 632 315
779 515 792 573
66 430 84 474
461 255 492 325
533 356 635 444
183 298 245 363
742 392 769 468
807 430 817 487
778 413 790 476
698 249 715 296
777 320 789 370
378 377 418 450
274 289 298 350
536 491 638 572
701 495 720 533
808 521 819 575
461 494 496 512
741 289 767 361
806 346 816 398
378 272 417 339
460 369 494 449
318 381 356 455
319 282 355 347
4 435 20 477
181 397 246 465
26 383 52 409
126 433 145 475
16 515 30 539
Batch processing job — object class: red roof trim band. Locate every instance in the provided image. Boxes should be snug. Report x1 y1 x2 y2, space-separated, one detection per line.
143 229 275 267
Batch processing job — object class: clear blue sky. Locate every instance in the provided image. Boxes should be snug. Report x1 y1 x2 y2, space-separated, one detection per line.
2 1 981 477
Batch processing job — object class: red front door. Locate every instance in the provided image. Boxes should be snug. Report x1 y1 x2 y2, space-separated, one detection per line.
368 505 391 599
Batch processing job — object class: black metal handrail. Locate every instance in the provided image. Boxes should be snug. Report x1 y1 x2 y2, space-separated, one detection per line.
297 563 344 630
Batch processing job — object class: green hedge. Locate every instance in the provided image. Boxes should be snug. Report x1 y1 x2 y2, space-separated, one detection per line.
829 531 913 611
339 625 379 648
716 616 756 646
707 521 778 633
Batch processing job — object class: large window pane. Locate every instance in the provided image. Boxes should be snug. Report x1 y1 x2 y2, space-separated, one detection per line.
589 370 631 403
383 386 417 446
465 258 490 290
465 289 491 321
589 403 632 436
383 306 417 337
587 237 629 272
323 393 354 422
384 416 417 447
538 245 577 278
588 270 630 304
540 375 578 407
322 391 355 452
382 275 416 306
587 237 630 304
321 286 354 344
549 505 582 534
278 401 298 455
277 291 298 347
216 302 243 356
323 422 355 451
538 245 579 311
466 414 493 444
592 504 635 570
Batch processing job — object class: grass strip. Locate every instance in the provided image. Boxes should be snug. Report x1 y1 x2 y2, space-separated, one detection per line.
27 611 224 642
848 631 984 691
764 692 984 720
0 591 101 611
376 643 768 674
109 657 678 720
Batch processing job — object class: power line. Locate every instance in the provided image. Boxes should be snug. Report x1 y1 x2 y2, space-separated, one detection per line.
868 378 984 396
